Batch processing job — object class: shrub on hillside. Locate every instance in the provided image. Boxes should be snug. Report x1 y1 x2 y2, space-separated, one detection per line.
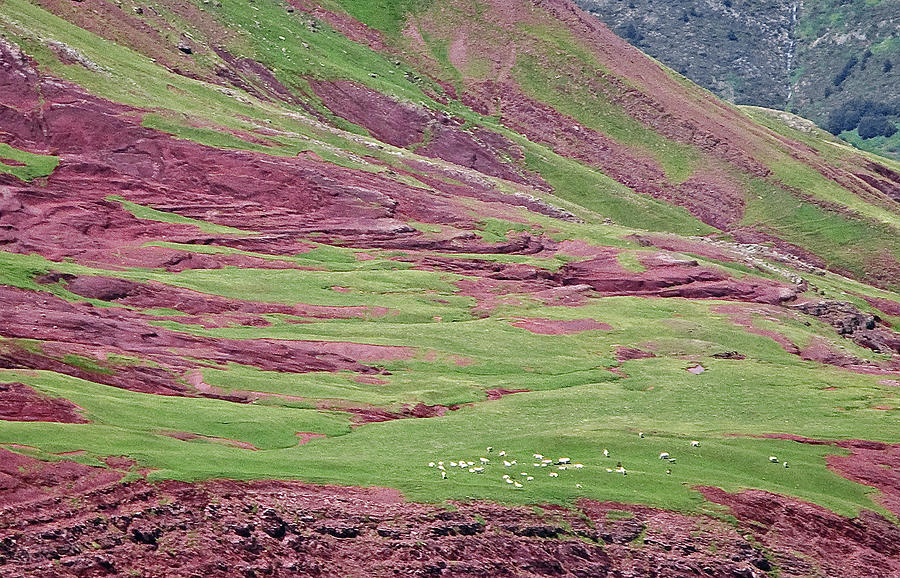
857 116 898 139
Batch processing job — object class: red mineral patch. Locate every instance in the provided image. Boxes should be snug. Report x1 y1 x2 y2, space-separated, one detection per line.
295 432 326 446
0 382 88 423
511 317 612 334
485 388 529 400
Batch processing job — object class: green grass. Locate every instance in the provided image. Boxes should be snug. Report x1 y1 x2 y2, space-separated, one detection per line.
0 143 59 182
513 53 700 185
108 196 255 235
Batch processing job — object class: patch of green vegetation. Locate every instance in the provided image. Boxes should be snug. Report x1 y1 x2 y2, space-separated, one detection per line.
617 252 647 273
513 54 700 184
326 0 431 37
742 179 899 290
0 143 59 182
61 354 114 376
521 144 714 235
107 196 254 235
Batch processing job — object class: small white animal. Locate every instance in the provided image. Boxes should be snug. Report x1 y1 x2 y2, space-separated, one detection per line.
526 476 534 481
573 463 584 469
659 452 670 460
639 432 645 438
513 481 523 488
549 472 559 477
769 456 779 463
603 449 609 458
503 460 513 467
691 440 701 447
450 462 457 467
487 446 493 452
783 462 789 469
441 471 447 479
428 462 435 467
533 453 543 460
575 483 582 488
558 457 571 464
499 451 507 457
480 457 489 464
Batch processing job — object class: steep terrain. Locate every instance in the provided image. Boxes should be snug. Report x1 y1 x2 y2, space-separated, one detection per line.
577 0 900 160
0 0 899 575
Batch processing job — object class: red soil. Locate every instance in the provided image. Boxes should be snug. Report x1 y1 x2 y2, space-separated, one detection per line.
700 487 900 577
862 295 900 318
615 346 656 362
295 432 327 446
510 317 612 334
0 382 87 423
0 447 894 577
485 388 529 400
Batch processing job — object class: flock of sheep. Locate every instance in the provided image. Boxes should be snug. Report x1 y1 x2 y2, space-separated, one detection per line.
428 435 788 488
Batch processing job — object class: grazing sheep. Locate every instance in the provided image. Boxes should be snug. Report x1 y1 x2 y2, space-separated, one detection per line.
437 464 446 471
503 474 510 479
513 481 523 488
557 465 568 470
573 463 584 469
533 453 543 460
499 451 507 457
783 462 789 469
659 452 670 460
691 440 700 447
480 457 489 464
575 483 582 488
506 478 514 484
558 457 571 465
769 456 779 463
639 432 645 438
504 460 513 467
487 446 493 453
526 476 534 481
428 462 435 468
450 462 457 467
666 468 671 475
549 472 559 477
441 471 447 479
615 467 627 475
603 449 609 458
668 458 677 464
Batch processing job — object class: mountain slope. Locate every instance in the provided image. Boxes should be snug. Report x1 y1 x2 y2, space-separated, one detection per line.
0 0 899 575
577 0 900 160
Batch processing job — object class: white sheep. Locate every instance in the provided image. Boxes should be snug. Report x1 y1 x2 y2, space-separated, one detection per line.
526 476 534 481
691 440 700 447
659 452 670 460
549 472 559 477
428 462 435 468
783 461 789 469
603 449 609 458
769 456 778 463
513 481 523 488
533 453 543 460
498 451 506 457
441 471 447 479
558 457 571 465
503 460 513 467
639 432 644 438
480 457 489 464
573 463 584 469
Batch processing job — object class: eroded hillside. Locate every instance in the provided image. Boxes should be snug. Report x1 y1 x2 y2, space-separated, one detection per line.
0 0 899 576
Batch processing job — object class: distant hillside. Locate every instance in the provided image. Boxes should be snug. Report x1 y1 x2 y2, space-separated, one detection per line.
577 0 900 160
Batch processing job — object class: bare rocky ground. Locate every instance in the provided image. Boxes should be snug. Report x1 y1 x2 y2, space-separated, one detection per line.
1 448 898 578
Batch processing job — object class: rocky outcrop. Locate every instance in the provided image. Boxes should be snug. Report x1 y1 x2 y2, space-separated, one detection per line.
4 447 893 577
